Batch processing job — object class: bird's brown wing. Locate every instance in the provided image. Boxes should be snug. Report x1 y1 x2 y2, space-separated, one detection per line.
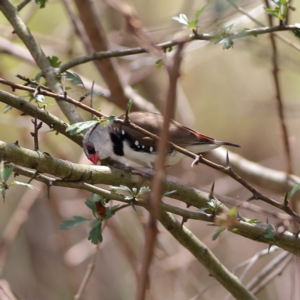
115 112 216 148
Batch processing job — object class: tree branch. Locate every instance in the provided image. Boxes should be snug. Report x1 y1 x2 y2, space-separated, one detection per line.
0 0 82 123
1 141 300 256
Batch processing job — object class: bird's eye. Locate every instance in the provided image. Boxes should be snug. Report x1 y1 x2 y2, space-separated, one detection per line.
86 142 96 155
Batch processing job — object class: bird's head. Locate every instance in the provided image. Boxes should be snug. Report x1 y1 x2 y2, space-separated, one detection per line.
83 124 111 164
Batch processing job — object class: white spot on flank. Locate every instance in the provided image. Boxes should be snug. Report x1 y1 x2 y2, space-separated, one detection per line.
149 146 153 152
135 140 139 146
142 145 145 149
122 130 125 135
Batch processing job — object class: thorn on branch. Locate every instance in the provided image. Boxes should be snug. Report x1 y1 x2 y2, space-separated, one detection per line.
30 117 43 151
181 217 188 228
28 170 39 185
247 195 256 202
130 199 137 211
14 140 20 147
294 230 300 238
209 182 215 199
226 151 231 168
47 181 53 200
191 154 201 168
284 192 289 207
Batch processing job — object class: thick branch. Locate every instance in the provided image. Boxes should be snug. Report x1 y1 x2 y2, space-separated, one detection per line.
158 211 257 300
1 141 300 255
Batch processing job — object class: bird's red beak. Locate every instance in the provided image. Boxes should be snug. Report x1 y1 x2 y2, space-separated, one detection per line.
89 153 99 164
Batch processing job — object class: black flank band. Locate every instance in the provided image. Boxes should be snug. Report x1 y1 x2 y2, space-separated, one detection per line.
110 133 124 156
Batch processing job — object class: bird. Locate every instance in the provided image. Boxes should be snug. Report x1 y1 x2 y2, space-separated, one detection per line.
83 112 240 168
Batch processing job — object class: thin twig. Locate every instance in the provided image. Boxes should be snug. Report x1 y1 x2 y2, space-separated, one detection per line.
136 43 185 300
246 250 292 292
61 0 94 54
251 257 292 294
16 0 31 11
264 0 293 175
57 24 300 73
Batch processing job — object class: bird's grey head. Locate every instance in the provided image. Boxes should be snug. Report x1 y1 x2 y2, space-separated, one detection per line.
83 124 111 164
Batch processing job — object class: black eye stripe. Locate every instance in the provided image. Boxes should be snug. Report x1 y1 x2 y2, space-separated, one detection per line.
86 142 96 154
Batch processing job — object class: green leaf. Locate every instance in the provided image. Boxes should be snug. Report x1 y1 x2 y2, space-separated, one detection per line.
10 181 36 189
110 185 132 193
198 207 208 212
64 71 85 86
212 228 226 241
156 59 163 69
66 120 98 135
105 115 116 122
35 0 48 8
91 193 106 205
104 205 120 220
288 183 300 199
47 56 61 67
88 220 103 244
60 216 90 230
247 219 259 224
92 193 101 202
85 199 97 212
4 105 13 114
35 72 43 83
227 207 237 216
127 99 133 114
264 7 280 19
2 167 14 182
194 5 207 21
85 91 104 97
1 187 5 202
218 37 234 50
264 227 276 240
137 186 151 196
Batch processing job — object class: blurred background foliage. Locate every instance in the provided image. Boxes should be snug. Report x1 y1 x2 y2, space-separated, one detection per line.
1 0 300 299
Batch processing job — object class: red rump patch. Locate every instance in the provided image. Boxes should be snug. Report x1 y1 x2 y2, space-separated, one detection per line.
180 125 215 142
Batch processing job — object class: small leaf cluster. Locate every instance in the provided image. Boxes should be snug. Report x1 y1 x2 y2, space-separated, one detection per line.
60 193 119 244
199 198 222 215
35 0 48 9
264 0 291 21
66 114 117 136
110 185 151 201
0 163 36 202
212 24 235 50
66 120 99 135
172 5 207 31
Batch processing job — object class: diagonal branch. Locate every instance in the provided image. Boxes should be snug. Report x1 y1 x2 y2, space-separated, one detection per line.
2 142 300 256
0 0 82 123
